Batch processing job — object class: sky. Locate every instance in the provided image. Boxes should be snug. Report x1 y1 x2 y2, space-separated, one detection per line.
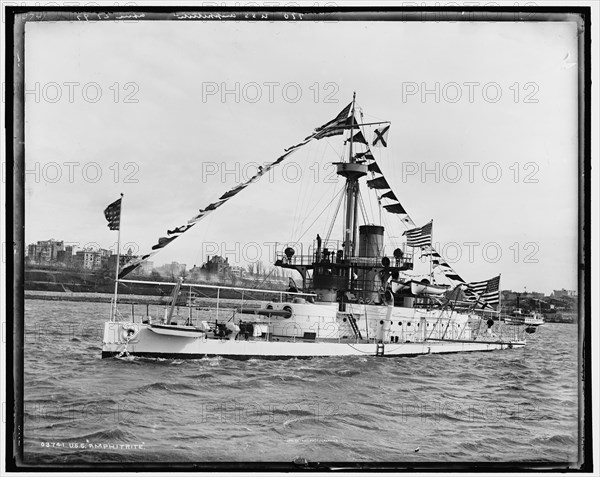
23 15 580 294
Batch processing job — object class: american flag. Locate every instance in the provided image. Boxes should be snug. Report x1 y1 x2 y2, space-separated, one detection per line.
465 275 501 309
403 221 433 248
312 104 356 140
104 196 122 231
314 102 351 132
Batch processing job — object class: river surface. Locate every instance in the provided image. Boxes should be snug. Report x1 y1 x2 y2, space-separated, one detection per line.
22 299 581 466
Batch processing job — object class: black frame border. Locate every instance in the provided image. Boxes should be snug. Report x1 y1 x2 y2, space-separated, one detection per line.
4 4 593 473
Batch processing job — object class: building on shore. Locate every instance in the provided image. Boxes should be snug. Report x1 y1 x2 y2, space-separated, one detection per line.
26 239 65 264
202 255 231 276
73 248 112 270
553 289 577 298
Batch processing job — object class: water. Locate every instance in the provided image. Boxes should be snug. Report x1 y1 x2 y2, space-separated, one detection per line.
23 299 580 464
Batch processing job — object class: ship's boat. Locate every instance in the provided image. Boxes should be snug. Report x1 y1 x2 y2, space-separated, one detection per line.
410 280 450 296
101 95 539 359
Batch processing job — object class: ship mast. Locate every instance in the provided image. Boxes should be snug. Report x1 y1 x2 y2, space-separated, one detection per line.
342 92 360 260
334 92 369 295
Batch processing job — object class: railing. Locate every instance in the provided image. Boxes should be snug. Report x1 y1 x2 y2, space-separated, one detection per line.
275 240 413 267
113 279 317 324
119 279 315 300
276 252 414 269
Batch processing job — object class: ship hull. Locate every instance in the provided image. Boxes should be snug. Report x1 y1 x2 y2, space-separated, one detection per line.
102 322 524 360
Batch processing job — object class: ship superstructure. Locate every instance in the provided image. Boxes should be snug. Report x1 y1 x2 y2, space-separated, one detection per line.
102 95 536 359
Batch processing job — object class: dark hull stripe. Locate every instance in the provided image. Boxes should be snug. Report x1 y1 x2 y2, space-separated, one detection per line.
101 347 510 360
150 325 205 333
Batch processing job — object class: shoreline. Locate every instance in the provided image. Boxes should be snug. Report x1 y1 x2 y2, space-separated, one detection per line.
23 290 268 311
25 290 168 304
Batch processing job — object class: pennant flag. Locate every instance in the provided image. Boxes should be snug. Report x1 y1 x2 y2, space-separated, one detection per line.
403 221 433 248
205 200 227 211
420 247 440 257
366 176 390 189
383 203 407 214
167 224 193 235
445 273 465 283
373 124 390 147
345 130 368 145
381 190 398 201
422 245 465 283
219 184 248 200
104 196 122 231
367 161 381 174
466 275 501 308
355 149 375 161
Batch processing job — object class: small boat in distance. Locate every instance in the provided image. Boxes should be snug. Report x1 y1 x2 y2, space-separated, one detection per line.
102 94 540 359
503 309 545 333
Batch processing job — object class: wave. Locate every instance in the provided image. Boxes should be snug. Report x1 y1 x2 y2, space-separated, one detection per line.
531 434 576 446
134 381 200 395
66 427 139 443
334 369 361 377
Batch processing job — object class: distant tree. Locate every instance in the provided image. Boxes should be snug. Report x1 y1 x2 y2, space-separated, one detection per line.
256 261 264 277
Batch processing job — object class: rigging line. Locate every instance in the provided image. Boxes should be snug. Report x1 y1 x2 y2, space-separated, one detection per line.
324 184 345 245
357 189 368 226
293 139 325 241
381 209 396 255
293 165 337 238
321 150 342 232
361 109 389 124
293 141 317 241
357 189 367 225
324 136 346 162
294 139 341 242
289 142 310 241
290 187 346 248
365 171 377 225
252 266 275 290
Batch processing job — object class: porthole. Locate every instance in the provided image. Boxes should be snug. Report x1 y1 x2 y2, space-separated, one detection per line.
380 320 384 325
399 322 402 326
343 317 347 322
408 322 412 326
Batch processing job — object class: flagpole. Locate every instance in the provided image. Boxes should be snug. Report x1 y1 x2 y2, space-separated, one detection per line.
429 221 434 284
111 193 124 322
498 273 502 315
